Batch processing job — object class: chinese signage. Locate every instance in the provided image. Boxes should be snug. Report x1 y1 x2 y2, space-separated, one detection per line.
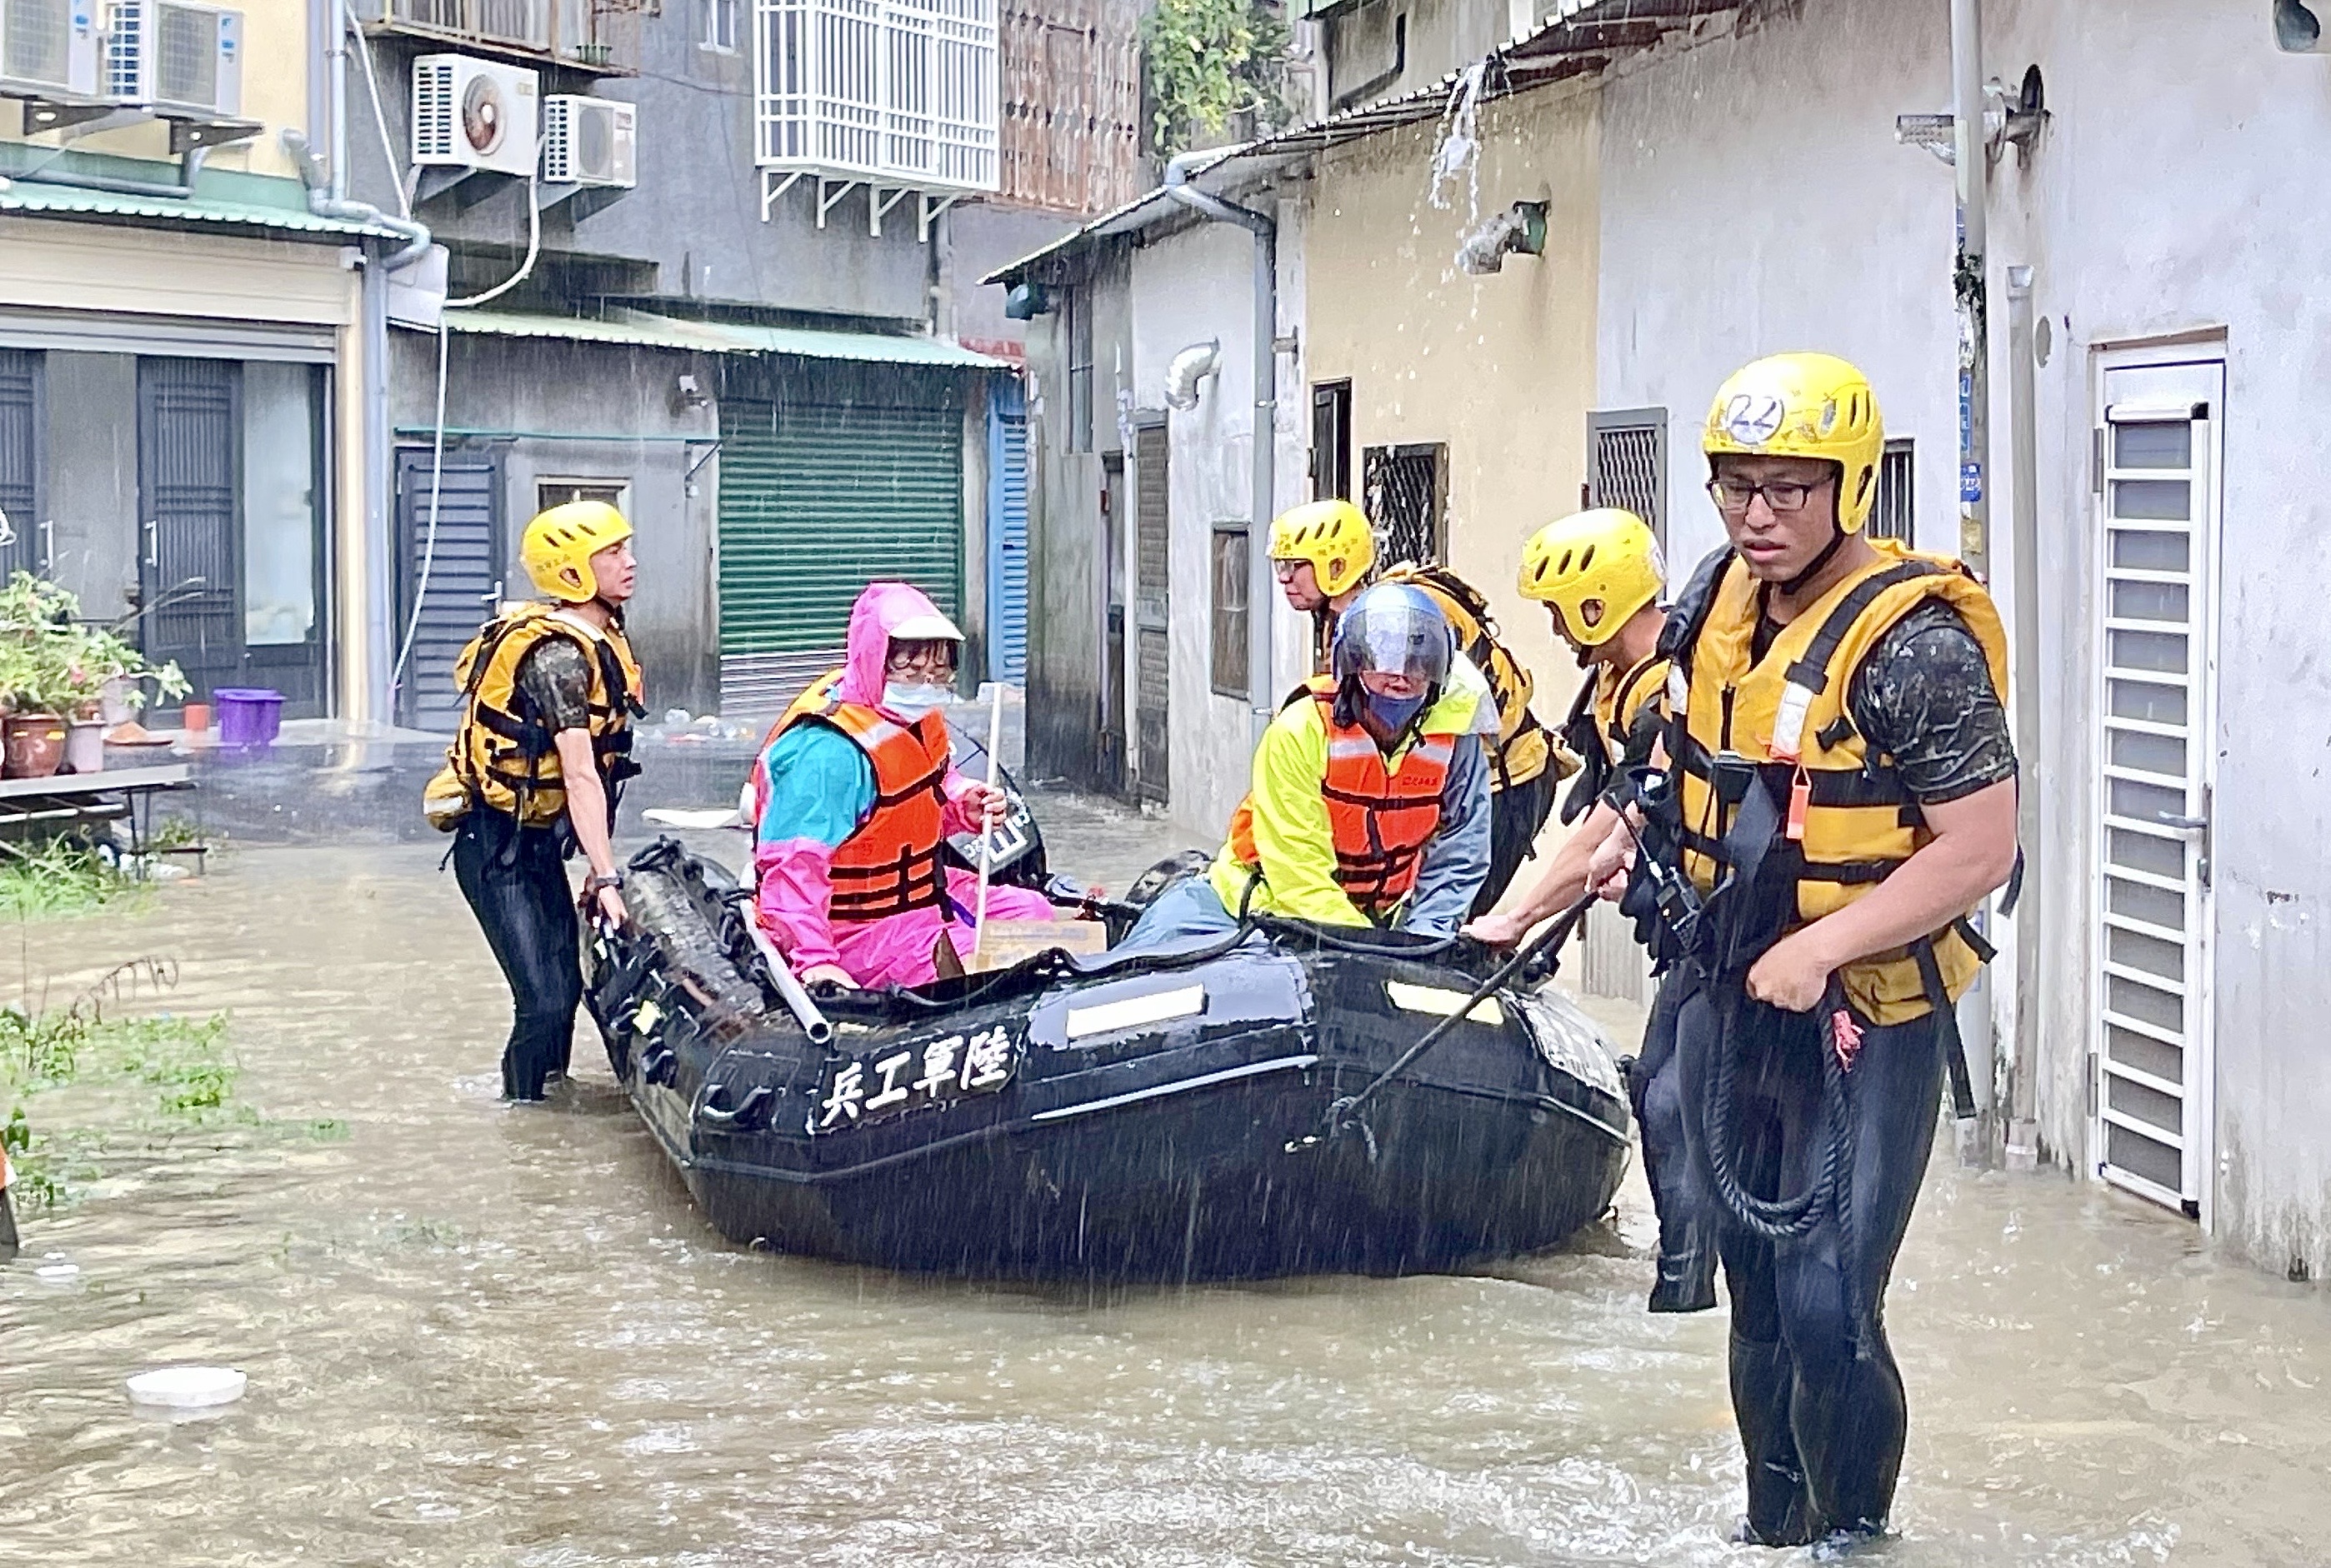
813 1024 1018 1133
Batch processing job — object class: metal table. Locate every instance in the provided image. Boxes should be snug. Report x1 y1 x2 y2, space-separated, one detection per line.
0 763 195 871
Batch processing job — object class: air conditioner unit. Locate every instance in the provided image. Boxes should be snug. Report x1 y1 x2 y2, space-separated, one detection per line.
1 0 103 100
412 53 538 178
102 0 239 117
542 93 634 188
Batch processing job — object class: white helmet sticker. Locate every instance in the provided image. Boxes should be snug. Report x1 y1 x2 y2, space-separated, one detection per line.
1723 393 1787 447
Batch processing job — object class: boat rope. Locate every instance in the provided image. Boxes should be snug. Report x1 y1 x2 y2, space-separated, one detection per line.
1312 893 1596 1152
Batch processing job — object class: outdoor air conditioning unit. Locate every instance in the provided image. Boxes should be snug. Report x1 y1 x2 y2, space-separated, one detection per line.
0 0 103 100
102 0 240 117
542 93 634 188
412 53 538 177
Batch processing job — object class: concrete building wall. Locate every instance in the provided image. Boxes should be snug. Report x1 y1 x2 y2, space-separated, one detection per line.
1595 0 2331 1279
1323 0 1513 107
388 330 723 714
1023 250 1133 789
1305 82 1602 730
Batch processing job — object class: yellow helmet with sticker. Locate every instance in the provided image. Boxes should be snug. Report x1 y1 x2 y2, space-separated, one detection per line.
1268 498 1377 597
1703 352 1885 535
1518 508 1664 647
521 500 633 603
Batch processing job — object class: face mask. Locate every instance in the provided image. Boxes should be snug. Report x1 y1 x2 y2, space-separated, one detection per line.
1363 690 1427 737
882 682 950 720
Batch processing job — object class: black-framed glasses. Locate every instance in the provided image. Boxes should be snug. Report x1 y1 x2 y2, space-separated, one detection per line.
1707 477 1821 515
885 647 958 677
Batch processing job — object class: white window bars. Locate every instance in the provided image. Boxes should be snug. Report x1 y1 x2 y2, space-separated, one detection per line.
754 0 999 236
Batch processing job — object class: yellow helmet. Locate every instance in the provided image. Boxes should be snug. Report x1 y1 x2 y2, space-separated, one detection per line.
1268 498 1377 597
521 500 633 603
1703 352 1884 535
1518 507 1664 647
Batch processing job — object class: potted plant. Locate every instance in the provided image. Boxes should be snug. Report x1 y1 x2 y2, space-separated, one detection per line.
0 574 185 777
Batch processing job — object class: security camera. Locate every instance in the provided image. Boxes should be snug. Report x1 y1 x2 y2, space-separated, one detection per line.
676 373 710 409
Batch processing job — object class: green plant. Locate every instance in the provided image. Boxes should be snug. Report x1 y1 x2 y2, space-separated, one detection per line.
1143 0 1293 157
0 571 188 717
0 840 144 920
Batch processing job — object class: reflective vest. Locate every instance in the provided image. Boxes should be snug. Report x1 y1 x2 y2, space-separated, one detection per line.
1668 542 2009 1024
1381 564 1553 791
1558 648 1669 825
1226 676 1455 918
756 684 952 926
442 603 643 830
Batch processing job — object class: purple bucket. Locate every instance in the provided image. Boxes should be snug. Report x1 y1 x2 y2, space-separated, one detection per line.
213 688 284 752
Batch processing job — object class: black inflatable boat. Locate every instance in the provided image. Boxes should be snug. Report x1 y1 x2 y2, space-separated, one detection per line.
583 840 1631 1282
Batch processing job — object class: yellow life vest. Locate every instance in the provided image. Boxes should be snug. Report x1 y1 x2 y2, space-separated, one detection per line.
1377 564 1554 791
433 603 645 831
1669 542 2008 1024
1558 647 1670 825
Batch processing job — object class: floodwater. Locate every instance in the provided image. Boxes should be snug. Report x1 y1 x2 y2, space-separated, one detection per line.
3 800 2327 1567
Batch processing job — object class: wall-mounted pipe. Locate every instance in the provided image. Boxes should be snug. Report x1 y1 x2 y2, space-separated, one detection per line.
11 146 211 198
2003 263 2042 1166
1164 339 1221 411
1163 152 1278 744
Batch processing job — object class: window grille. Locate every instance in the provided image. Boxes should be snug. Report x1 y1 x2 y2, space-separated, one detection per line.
1363 442 1443 567
1868 437 1915 542
1589 407 1667 546
1210 524 1249 698
753 0 999 192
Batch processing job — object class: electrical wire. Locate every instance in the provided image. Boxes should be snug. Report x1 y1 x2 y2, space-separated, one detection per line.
387 147 544 706
343 0 410 219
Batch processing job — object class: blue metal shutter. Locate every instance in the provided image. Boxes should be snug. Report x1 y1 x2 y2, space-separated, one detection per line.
986 378 1028 684
718 397 963 715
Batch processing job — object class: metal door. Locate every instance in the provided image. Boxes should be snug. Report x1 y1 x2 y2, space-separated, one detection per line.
396 447 504 732
135 357 242 701
986 378 1029 684
2091 355 2223 1220
0 350 41 579
1133 417 1168 806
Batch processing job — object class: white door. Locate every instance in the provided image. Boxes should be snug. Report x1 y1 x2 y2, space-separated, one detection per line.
2091 355 2223 1221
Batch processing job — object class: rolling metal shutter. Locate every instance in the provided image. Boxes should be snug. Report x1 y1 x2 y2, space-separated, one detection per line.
718 397 963 716
987 382 1029 684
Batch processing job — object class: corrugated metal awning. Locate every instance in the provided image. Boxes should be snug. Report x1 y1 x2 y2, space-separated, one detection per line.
0 177 406 241
433 308 1010 369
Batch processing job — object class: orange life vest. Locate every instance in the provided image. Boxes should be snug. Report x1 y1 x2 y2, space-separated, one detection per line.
759 695 953 926
1227 676 1453 918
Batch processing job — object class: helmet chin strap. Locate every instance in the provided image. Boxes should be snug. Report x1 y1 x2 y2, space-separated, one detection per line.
1778 522 1848 597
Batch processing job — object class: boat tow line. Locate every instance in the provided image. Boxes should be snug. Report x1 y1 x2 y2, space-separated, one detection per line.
1288 893 1598 1161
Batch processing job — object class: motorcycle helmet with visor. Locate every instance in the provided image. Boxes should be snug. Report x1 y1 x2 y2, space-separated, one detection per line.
1330 582 1453 735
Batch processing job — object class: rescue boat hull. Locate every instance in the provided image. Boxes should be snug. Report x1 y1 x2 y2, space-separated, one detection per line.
585 841 1631 1282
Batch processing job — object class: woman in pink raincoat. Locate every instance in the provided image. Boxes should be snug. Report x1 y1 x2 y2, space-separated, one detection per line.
749 582 1053 989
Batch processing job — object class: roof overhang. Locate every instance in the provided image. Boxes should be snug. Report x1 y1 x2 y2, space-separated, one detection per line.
424 307 1010 370
984 0 1738 287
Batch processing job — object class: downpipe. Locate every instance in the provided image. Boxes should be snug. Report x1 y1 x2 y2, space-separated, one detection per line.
10 146 211 198
1164 152 1279 747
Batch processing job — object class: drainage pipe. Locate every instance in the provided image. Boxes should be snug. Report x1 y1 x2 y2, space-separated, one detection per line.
1163 152 1279 746
12 146 211 198
2004 264 2043 1161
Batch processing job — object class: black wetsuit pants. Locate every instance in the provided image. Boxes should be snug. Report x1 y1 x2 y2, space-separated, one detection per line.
1668 981 1947 1543
1628 976 1718 1311
453 810 581 1101
1471 767 1558 920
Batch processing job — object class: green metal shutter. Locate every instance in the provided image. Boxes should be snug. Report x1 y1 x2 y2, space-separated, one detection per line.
718 398 964 713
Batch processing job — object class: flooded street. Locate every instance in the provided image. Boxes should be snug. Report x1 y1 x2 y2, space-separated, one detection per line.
2 805 2325 1567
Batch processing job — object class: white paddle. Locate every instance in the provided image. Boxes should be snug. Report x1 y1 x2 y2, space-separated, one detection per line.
971 682 1004 966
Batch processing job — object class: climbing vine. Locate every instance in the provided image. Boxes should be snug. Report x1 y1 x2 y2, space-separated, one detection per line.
1143 0 1294 157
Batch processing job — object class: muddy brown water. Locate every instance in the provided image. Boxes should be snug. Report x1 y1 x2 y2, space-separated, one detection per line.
2 811 2325 1566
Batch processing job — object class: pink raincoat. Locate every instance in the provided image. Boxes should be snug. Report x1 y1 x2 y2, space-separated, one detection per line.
752 582 1052 987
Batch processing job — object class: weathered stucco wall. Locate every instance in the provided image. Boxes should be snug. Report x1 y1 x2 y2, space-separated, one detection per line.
1304 82 1602 741
1597 0 2331 1281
